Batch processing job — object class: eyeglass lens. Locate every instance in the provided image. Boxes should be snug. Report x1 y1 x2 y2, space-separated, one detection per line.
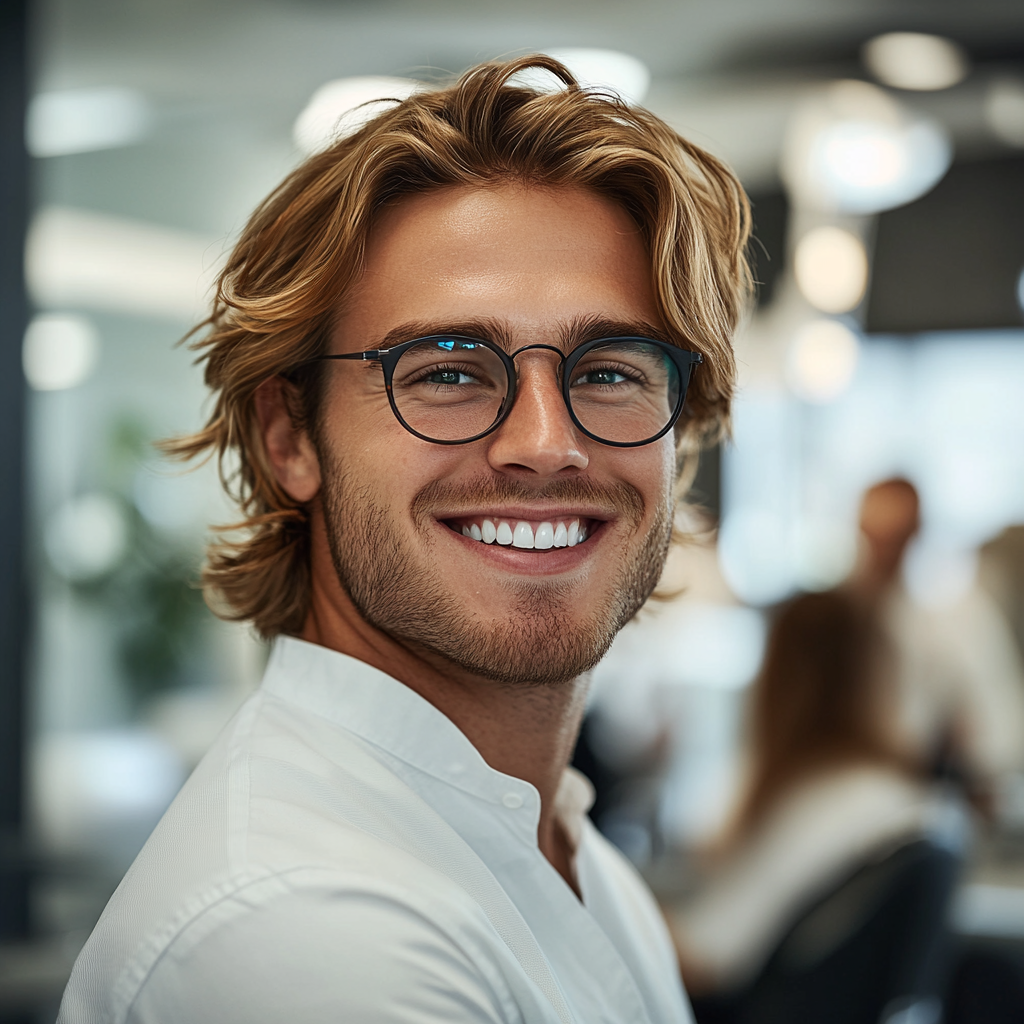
389 338 682 445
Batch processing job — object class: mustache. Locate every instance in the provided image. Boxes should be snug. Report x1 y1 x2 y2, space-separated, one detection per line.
410 474 646 528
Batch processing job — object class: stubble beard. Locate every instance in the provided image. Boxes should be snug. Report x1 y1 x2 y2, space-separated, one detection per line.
318 457 673 686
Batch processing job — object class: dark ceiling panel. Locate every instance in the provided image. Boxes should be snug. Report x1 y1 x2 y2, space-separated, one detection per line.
866 155 1024 334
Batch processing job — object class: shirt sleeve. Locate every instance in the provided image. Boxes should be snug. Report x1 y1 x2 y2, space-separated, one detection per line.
126 886 521 1024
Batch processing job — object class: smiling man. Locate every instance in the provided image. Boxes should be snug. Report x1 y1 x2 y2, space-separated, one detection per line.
59 57 750 1024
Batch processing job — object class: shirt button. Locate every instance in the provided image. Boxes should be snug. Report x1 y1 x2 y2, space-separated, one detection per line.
502 792 524 809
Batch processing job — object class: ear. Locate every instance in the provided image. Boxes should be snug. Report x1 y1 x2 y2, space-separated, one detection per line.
255 377 322 503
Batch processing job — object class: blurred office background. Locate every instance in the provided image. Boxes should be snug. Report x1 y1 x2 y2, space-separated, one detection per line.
4 0 1024 1019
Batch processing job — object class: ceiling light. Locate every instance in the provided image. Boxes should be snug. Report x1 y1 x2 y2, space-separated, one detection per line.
26 207 219 321
27 87 150 158
294 76 421 155
986 78 1024 148
794 226 869 313
782 80 952 214
540 49 650 105
787 319 860 402
862 32 969 92
23 313 99 391
45 493 128 581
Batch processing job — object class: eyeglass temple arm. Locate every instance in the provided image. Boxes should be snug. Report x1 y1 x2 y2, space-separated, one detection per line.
315 351 383 362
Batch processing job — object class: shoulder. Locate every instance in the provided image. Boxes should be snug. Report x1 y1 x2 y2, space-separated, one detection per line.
63 867 522 1024
136 872 520 1024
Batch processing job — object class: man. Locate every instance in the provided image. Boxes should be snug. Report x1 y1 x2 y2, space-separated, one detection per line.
59 56 750 1023
853 478 1024 802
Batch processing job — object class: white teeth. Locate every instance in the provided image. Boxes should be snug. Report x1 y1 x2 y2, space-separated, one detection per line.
512 522 535 549
460 517 588 549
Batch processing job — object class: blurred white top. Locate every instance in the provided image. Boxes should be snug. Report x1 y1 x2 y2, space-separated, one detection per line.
671 765 942 990
884 584 1024 782
59 636 690 1024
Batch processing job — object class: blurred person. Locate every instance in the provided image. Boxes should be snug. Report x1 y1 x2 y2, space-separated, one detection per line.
58 56 752 1024
978 524 1024 665
852 478 1024 811
666 589 945 999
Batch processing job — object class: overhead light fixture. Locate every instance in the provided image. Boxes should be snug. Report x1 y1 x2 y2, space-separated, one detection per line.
787 319 860 402
862 32 969 92
539 49 650 105
45 493 128 581
26 207 220 321
794 226 869 313
293 76 421 155
782 80 952 214
23 313 99 391
27 87 151 158
985 77 1024 148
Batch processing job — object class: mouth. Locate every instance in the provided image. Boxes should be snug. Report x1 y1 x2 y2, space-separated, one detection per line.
441 514 602 550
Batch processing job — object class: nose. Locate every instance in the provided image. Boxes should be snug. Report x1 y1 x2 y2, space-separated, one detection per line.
485 350 589 477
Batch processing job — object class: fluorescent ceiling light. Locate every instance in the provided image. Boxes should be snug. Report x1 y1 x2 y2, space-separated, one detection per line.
862 33 969 92
26 207 221 321
540 49 650 105
294 76 421 155
27 87 151 158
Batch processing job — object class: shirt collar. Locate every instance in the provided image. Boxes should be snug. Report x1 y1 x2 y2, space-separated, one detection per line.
260 636 594 847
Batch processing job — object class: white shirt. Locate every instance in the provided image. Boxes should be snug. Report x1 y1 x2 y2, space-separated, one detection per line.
884 587 1024 781
671 765 944 991
59 637 691 1024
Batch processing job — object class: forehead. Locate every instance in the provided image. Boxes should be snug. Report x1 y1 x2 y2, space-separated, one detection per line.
334 184 661 345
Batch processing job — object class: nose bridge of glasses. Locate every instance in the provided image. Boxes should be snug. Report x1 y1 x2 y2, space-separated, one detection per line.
508 343 567 388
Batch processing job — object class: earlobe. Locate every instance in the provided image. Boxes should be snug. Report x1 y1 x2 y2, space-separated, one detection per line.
255 377 322 503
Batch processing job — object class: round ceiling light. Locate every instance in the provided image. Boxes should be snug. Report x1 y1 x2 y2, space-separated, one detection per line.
794 226 869 313
787 319 860 403
23 313 99 391
862 32 969 92
986 78 1024 148
782 80 952 214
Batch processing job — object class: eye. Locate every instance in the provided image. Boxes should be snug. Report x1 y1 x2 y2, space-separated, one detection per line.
421 367 478 386
572 368 628 386
570 362 645 388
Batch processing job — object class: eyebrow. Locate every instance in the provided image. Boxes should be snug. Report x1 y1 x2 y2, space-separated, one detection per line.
372 315 668 353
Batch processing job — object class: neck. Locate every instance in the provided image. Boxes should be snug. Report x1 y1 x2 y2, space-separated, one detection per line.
300 522 590 889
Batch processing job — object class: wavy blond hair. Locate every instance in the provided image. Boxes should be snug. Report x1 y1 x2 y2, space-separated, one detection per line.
169 55 752 638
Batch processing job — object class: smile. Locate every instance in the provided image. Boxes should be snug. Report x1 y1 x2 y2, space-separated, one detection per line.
446 516 595 549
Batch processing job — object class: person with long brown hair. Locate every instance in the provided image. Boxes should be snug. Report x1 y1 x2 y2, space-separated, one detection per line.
669 589 938 996
60 56 751 1023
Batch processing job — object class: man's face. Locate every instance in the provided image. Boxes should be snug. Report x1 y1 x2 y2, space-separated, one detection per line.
314 183 677 684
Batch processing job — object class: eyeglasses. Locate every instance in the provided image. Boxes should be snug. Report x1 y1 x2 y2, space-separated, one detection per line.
312 335 702 447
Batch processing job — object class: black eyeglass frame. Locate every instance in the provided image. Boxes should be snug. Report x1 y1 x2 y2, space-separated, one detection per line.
311 334 703 448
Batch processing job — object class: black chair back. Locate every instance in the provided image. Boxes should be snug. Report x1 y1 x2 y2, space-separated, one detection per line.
693 834 964 1024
